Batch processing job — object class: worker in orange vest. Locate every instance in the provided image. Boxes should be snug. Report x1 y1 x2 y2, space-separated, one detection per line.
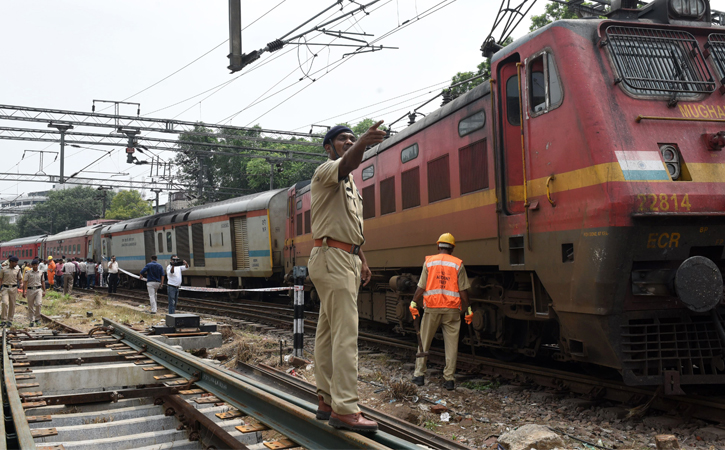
409 233 473 390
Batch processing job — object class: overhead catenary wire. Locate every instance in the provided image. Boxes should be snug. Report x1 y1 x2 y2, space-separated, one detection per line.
174 1 372 123
106 0 290 110
241 0 458 127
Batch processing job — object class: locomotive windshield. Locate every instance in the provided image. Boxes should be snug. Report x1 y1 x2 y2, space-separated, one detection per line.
706 33 725 81
605 26 716 97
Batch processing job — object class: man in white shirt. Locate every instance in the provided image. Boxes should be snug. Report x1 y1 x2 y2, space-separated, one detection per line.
165 255 188 314
107 256 119 294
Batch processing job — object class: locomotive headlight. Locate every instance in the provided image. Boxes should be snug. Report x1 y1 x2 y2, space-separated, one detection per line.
659 144 681 180
669 0 706 20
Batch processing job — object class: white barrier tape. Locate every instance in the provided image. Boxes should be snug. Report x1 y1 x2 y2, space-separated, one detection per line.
118 267 293 293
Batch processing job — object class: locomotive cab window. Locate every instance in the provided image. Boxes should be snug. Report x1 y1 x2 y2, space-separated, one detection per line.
458 110 486 137
705 33 725 83
604 26 715 98
401 143 419 163
506 76 521 126
362 164 375 181
528 51 563 116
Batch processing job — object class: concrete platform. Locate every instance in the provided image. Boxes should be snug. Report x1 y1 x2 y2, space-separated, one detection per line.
147 332 223 350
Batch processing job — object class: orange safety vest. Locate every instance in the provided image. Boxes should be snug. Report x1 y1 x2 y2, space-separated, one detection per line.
423 253 463 310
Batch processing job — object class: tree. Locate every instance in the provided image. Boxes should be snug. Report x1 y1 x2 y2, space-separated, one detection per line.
16 186 114 237
529 3 586 31
0 216 18 242
173 123 325 203
105 190 153 220
443 37 513 99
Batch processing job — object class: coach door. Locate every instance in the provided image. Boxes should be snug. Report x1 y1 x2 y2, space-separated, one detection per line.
230 217 250 270
143 230 154 263
498 56 526 215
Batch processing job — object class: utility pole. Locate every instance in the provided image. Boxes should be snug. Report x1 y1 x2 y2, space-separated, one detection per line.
269 162 274 190
150 188 162 214
97 186 112 218
48 123 74 183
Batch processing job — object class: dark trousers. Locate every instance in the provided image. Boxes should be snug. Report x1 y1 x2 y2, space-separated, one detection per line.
167 285 180 314
108 273 119 293
79 273 86 287
86 273 95 289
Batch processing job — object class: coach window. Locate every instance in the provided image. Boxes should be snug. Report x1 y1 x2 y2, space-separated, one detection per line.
362 164 375 181
528 51 563 116
167 232 173 252
296 200 302 210
158 233 164 253
458 111 486 137
401 144 419 163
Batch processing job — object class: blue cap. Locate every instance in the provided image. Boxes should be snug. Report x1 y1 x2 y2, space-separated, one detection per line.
31 259 39 265
323 126 354 148
8 256 18 262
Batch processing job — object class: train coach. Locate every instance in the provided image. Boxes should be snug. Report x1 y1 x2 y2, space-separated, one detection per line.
288 0 725 390
102 189 287 290
0 235 45 263
44 224 104 262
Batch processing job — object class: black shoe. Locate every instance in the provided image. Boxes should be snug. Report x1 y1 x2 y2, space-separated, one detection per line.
444 380 455 391
29 321 35 328
0 322 5 328
412 376 424 386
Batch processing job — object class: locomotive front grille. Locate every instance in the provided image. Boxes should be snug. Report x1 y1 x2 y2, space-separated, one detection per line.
621 315 725 384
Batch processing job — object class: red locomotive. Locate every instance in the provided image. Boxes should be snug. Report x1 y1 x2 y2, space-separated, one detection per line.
288 0 725 389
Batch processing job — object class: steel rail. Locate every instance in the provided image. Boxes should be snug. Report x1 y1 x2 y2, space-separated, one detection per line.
103 318 416 450
2 330 35 449
235 361 471 450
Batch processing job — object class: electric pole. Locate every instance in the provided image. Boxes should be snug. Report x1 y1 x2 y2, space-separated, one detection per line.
48 123 73 183
150 188 162 214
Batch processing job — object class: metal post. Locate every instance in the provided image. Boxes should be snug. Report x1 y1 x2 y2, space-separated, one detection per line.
151 188 162 214
292 266 307 358
48 123 74 184
269 162 274 190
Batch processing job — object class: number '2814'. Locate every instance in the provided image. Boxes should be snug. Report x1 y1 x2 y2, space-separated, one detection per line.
637 194 691 212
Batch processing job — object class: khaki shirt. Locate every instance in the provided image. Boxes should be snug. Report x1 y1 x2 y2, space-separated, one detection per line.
417 261 471 291
310 158 365 246
23 270 43 288
0 266 21 287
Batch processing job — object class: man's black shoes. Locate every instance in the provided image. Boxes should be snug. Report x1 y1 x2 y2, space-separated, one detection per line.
411 376 424 386
444 380 455 391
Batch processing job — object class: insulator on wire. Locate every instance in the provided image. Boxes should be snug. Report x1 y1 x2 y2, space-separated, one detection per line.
267 39 284 52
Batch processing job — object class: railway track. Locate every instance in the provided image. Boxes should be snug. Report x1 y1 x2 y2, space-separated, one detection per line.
97 287 725 427
2 316 464 449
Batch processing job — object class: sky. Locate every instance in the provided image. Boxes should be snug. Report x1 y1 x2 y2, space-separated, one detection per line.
0 0 549 205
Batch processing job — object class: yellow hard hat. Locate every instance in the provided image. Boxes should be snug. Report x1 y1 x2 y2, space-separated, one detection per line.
437 233 456 247
48 256 53 260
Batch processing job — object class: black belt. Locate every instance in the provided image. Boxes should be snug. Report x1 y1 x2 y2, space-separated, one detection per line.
27 286 41 290
2 285 16 288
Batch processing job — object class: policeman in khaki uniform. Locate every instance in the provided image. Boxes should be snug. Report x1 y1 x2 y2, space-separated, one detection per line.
23 259 46 327
0 256 22 327
410 233 473 390
309 122 386 432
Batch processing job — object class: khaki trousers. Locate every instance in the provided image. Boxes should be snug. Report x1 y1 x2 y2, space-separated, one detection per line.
1 287 17 322
27 289 42 322
309 245 361 415
414 308 461 381
63 274 74 295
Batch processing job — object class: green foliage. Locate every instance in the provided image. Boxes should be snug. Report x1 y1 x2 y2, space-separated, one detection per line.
423 420 440 431
105 190 153 220
173 124 324 204
460 380 500 391
16 187 115 237
529 3 585 31
444 37 513 99
0 216 19 242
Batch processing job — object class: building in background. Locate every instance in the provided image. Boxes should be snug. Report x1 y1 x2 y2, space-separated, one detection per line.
0 191 49 224
167 192 192 211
